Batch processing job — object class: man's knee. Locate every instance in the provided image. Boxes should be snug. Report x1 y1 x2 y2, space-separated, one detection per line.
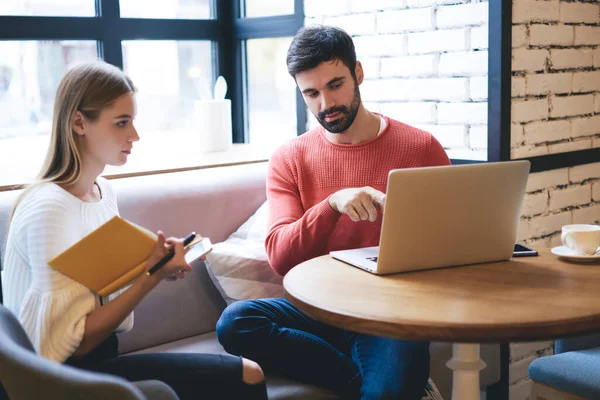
216 301 246 353
216 300 270 354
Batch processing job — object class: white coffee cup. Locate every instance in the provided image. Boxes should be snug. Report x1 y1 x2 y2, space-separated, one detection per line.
561 224 600 255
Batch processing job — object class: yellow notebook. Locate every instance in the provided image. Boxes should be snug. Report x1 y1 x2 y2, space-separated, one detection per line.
48 216 210 297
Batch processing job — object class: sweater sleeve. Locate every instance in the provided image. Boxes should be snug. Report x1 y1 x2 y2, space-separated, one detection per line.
18 197 96 363
428 135 452 166
265 146 341 276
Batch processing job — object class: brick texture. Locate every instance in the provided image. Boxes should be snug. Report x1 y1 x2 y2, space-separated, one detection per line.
320 0 488 156
512 5 600 387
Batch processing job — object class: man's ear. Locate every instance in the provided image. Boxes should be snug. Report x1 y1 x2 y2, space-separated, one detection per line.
72 111 86 136
354 61 364 85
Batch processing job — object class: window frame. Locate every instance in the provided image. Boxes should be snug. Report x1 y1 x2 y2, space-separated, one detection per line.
490 0 600 173
220 0 305 142
3 0 591 179
0 0 305 146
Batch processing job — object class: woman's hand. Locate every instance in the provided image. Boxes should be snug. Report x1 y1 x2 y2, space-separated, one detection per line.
145 231 192 282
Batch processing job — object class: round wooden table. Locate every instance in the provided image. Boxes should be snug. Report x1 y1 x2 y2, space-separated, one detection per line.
283 249 600 400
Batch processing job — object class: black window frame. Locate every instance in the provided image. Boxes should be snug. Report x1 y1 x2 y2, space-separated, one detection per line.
0 0 305 145
490 0 600 173
2 0 595 171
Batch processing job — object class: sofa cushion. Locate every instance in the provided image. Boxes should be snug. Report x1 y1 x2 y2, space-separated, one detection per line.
117 259 227 354
205 201 284 304
529 347 600 400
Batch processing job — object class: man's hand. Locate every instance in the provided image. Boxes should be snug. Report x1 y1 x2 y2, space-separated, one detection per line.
328 187 386 222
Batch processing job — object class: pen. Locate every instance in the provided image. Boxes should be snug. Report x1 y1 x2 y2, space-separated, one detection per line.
146 232 196 276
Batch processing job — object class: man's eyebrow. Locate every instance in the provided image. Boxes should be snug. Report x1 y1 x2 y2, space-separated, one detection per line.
301 77 347 94
326 77 346 86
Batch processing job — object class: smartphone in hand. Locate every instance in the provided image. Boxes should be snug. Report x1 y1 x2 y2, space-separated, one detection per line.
513 243 538 257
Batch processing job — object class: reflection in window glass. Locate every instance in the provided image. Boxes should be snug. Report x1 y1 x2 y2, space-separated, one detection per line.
122 40 214 137
246 37 297 146
120 0 212 19
0 0 95 16
243 0 294 18
0 41 98 186
0 41 98 139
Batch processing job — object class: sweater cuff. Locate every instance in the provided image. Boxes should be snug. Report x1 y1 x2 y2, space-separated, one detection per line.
317 196 342 224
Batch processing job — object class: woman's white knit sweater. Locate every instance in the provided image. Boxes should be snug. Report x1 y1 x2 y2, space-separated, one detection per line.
2 177 133 363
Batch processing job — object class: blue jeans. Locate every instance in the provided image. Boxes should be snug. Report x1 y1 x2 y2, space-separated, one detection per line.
216 298 430 400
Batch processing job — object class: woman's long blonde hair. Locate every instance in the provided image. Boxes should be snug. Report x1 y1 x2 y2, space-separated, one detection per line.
10 61 135 221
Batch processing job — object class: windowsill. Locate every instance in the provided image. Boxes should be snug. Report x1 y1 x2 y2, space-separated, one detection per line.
102 143 272 180
0 130 278 191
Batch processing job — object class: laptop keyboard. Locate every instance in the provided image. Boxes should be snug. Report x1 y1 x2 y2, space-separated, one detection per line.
366 256 378 262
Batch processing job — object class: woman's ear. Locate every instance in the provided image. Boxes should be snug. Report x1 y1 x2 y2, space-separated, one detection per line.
355 61 364 85
72 111 86 136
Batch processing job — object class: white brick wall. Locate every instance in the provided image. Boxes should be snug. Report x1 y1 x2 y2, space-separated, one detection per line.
349 0 400 13
353 34 406 56
524 120 570 144
512 98 549 123
470 76 488 100
550 49 594 70
575 26 600 46
360 78 469 102
436 3 489 28
525 72 571 96
379 102 437 124
511 1 600 395
438 102 488 125
377 8 435 33
550 94 595 118
471 25 489 50
469 125 487 149
318 0 489 157
560 1 600 24
513 0 559 23
439 51 488 76
513 48 548 72
529 25 574 46
324 14 377 36
380 55 437 78
407 29 469 54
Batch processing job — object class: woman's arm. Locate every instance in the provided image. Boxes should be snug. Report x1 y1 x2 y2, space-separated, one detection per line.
71 232 190 359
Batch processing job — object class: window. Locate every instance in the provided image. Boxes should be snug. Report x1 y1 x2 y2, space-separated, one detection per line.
0 0 305 187
119 0 213 19
0 40 98 185
0 0 95 17
246 37 297 146
242 0 295 18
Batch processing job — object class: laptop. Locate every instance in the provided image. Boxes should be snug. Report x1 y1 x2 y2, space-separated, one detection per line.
330 160 531 274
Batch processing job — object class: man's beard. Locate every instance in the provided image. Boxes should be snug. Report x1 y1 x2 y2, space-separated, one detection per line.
316 82 361 134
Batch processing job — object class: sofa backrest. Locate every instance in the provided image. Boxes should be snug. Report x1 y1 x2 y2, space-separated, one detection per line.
0 162 268 353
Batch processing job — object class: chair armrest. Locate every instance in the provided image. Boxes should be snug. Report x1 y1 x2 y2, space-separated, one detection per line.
132 381 179 400
555 333 600 354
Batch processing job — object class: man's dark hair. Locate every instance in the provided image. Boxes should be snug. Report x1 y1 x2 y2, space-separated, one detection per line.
286 25 357 79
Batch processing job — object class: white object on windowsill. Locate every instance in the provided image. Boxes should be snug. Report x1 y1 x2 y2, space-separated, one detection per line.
193 99 233 153
192 76 232 153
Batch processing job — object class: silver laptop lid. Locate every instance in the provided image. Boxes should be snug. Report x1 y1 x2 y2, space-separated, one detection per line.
376 160 530 273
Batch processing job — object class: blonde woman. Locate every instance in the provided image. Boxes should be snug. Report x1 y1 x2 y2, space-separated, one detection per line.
2 61 266 400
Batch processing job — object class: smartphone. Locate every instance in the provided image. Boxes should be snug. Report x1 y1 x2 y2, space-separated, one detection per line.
184 237 213 263
513 243 538 257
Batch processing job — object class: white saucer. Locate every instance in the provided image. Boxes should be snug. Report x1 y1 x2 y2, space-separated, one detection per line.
551 246 600 262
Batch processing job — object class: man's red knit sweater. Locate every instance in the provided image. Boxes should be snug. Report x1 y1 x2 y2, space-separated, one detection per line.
265 115 451 276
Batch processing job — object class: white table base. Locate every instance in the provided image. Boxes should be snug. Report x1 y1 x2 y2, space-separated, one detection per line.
446 343 486 400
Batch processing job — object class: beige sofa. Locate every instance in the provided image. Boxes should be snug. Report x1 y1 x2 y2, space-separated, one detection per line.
0 162 501 399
